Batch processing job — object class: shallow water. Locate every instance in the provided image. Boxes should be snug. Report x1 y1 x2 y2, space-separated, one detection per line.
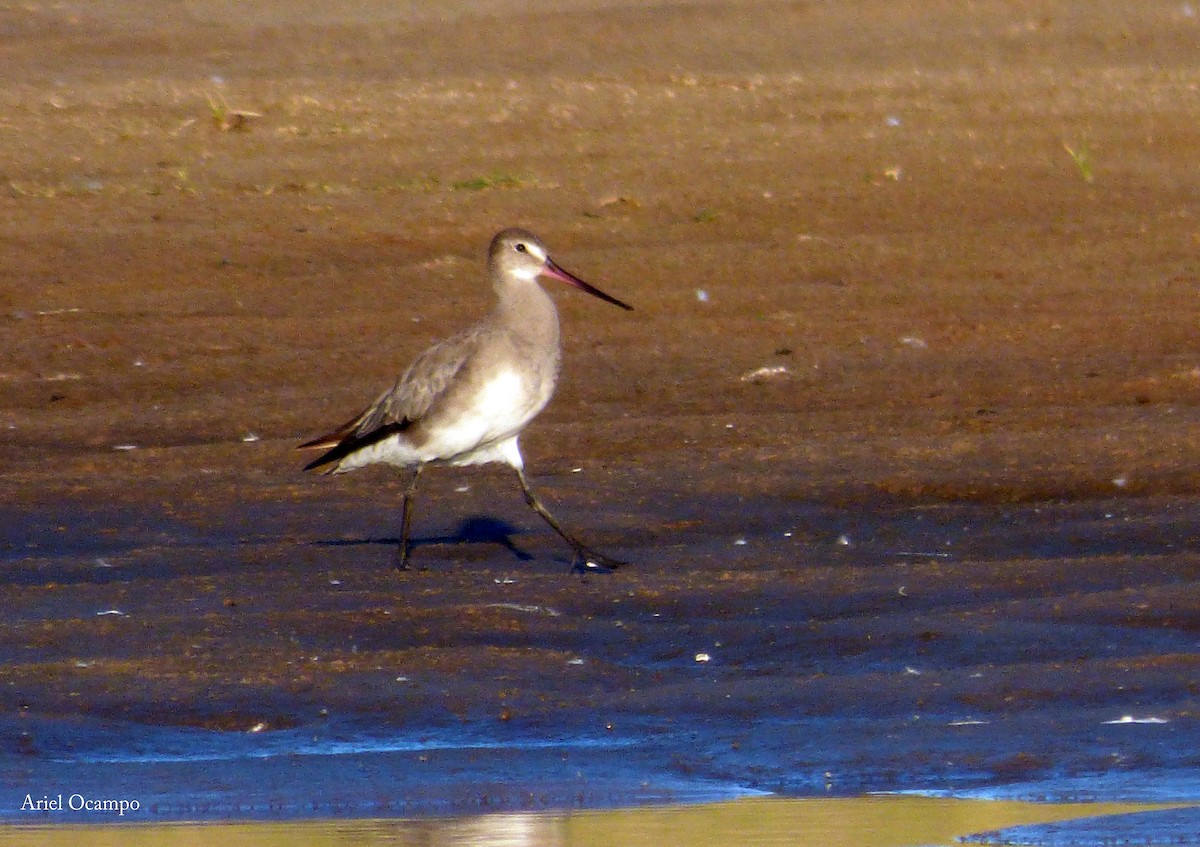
4 492 1199 828
6 796 1192 847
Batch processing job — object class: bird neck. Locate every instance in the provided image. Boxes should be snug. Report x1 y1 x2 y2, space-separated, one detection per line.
495 283 560 349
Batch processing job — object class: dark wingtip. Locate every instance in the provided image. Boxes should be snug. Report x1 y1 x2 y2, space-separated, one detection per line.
298 434 344 472
302 452 336 473
299 420 412 474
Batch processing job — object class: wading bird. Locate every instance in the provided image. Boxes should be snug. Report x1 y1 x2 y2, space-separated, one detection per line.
299 228 633 572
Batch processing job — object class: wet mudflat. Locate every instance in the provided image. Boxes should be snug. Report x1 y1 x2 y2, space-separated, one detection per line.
3 484 1199 829
2 0 1200 842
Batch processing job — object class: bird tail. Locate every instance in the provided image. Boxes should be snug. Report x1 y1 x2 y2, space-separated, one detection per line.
297 406 375 473
298 419 414 473
297 409 366 452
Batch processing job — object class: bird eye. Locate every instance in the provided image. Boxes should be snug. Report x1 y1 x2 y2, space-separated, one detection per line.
514 243 527 253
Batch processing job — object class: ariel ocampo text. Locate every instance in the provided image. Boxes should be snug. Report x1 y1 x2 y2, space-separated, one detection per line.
22 794 140 816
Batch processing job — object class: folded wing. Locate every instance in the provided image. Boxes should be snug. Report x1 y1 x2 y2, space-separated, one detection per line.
298 327 482 472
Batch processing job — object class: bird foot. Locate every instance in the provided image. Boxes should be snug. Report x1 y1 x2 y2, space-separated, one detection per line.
570 546 626 573
393 546 428 573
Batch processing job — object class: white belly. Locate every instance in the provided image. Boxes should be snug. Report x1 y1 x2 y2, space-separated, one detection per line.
423 369 546 468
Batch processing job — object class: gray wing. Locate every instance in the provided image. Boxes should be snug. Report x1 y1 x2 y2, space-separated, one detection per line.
353 325 482 436
298 326 482 463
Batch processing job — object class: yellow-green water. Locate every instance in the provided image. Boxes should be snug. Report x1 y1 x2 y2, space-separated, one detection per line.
3 795 1189 847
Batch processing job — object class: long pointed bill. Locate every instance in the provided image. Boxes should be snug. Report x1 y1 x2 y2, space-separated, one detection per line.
542 259 634 311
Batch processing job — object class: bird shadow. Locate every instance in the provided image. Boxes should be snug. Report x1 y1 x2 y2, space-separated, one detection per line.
310 515 535 562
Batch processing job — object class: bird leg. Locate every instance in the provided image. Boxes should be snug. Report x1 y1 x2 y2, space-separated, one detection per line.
515 467 625 571
395 465 424 571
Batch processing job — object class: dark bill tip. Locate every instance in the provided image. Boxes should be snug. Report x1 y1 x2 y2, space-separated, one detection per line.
544 259 634 311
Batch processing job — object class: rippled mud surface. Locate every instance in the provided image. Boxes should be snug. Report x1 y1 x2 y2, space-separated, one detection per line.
2 0 1200 841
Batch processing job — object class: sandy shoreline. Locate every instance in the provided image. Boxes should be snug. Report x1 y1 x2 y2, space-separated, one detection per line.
6 796 1199 847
